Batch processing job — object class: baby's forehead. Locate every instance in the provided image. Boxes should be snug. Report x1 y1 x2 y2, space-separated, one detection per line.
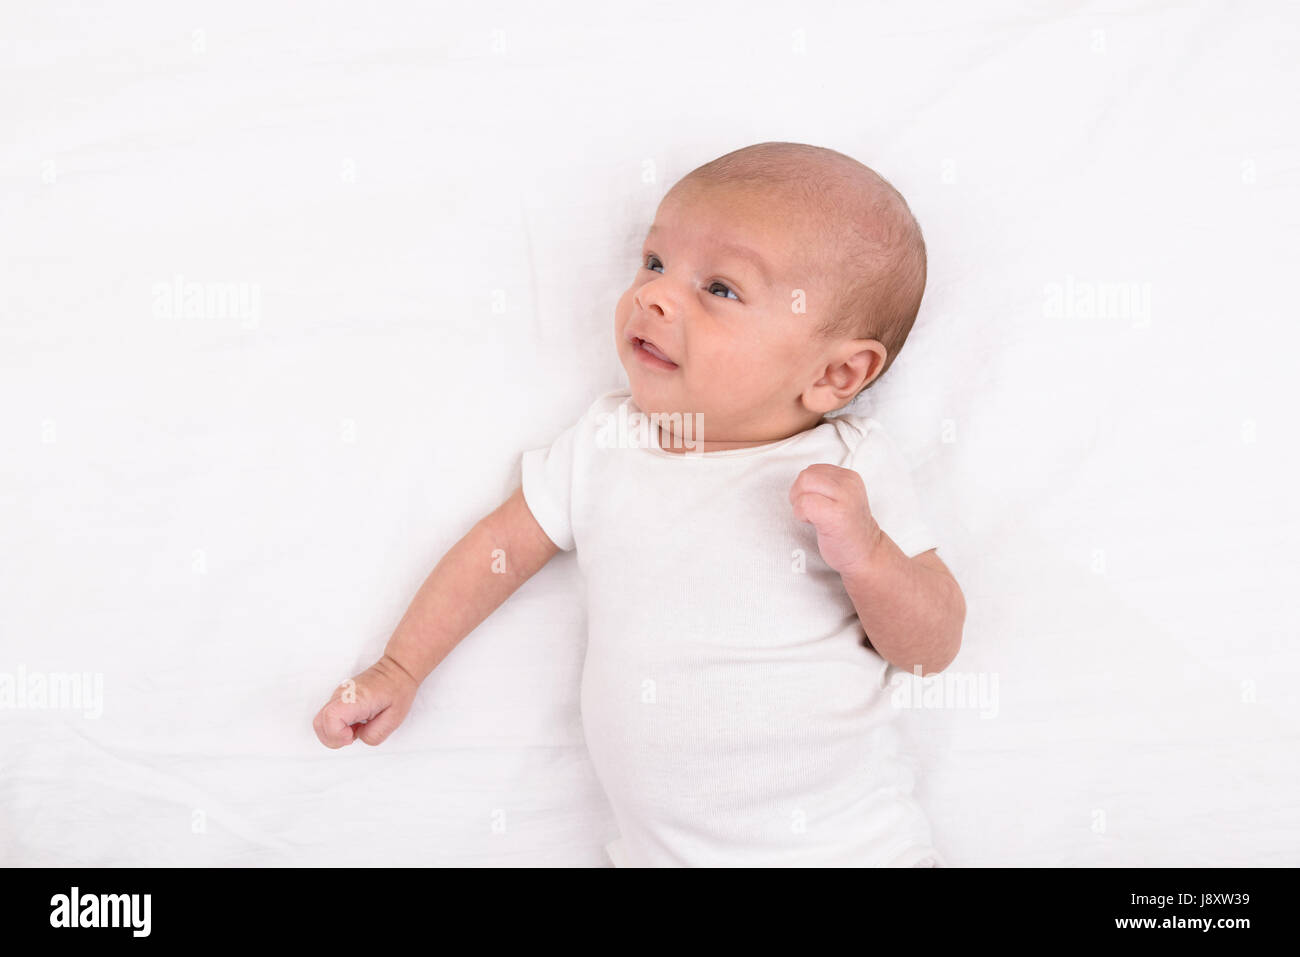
655 182 844 284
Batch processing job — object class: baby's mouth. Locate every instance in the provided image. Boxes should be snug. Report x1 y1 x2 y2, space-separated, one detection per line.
631 336 679 370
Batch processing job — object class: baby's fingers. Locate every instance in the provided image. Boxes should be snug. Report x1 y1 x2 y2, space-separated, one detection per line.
791 489 838 526
354 701 408 747
313 695 379 749
789 464 862 505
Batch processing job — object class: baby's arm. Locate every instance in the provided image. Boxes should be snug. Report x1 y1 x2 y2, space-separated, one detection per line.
313 487 559 748
839 545 965 677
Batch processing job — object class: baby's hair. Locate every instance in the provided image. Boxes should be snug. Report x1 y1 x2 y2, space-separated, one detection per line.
672 142 927 397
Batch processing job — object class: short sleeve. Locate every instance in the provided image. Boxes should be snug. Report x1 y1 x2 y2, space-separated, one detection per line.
520 419 581 552
847 421 939 559
519 391 625 552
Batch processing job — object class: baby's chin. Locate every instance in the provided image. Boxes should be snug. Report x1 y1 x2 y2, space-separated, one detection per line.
625 363 730 415
627 385 665 421
623 367 684 416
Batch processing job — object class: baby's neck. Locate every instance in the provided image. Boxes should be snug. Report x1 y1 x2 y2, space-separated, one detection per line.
656 417 824 455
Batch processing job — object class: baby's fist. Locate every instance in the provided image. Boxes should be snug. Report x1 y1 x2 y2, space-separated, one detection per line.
313 655 419 749
789 464 883 576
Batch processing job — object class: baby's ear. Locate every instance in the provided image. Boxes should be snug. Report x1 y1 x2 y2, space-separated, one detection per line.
801 338 885 415
833 339 887 403
851 339 889 391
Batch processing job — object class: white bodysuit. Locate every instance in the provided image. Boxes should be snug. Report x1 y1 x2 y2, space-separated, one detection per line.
521 389 945 867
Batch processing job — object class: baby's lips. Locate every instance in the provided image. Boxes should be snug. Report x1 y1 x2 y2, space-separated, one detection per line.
630 334 679 366
640 339 676 364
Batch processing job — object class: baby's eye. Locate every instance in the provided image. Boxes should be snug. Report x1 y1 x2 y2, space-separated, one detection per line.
708 281 739 301
644 254 664 273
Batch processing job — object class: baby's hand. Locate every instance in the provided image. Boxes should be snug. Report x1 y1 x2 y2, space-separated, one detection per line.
789 464 883 577
313 654 420 749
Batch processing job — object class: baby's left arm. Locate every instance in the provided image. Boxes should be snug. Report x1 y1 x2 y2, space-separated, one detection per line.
790 464 965 676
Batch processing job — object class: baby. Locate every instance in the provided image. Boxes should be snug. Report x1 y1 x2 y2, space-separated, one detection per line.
313 142 966 867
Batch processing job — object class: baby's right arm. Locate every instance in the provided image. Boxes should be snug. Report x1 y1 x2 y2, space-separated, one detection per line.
312 486 559 749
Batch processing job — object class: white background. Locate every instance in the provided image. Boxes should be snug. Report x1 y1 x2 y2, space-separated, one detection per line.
2 0 1297 866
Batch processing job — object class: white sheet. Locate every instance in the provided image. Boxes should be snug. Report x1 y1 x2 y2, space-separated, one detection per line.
2 0 1297 866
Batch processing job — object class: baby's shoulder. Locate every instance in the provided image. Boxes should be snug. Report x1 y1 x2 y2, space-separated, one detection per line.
824 410 890 450
821 412 921 478
574 388 635 428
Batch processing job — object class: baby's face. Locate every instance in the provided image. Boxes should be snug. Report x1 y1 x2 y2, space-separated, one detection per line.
615 182 846 448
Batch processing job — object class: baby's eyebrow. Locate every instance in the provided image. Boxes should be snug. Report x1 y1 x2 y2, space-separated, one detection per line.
714 242 773 288
646 225 774 288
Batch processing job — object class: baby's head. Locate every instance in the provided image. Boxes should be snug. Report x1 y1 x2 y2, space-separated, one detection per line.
615 141 927 448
